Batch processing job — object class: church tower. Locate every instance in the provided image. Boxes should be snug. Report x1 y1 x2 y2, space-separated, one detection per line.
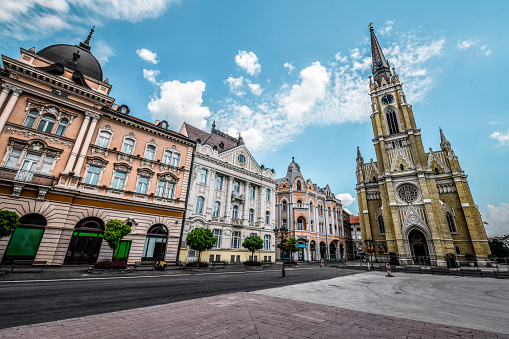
355 24 491 266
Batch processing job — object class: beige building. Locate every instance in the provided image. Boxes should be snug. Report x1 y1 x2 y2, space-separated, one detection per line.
0 29 194 266
356 26 491 266
178 122 276 263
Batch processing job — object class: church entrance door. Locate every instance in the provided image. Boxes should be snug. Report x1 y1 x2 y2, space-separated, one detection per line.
408 229 430 265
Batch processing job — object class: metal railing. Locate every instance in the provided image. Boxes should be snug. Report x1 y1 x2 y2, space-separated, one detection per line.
0 167 54 186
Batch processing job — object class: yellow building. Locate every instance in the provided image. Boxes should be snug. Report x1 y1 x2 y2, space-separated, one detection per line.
355 25 491 267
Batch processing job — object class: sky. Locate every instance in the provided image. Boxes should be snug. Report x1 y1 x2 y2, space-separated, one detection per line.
0 0 508 236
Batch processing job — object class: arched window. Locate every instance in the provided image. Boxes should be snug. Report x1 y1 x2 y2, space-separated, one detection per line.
96 130 112 148
232 205 239 219
248 208 254 222
142 224 168 261
22 109 38 128
455 246 461 255
434 167 439 175
36 114 56 133
297 181 301 190
373 176 376 182
213 201 221 217
19 213 47 227
446 213 457 233
265 211 270 224
297 218 304 230
195 196 204 213
2 213 47 264
282 200 287 211
400 164 404 171
297 200 302 208
328 207 331 217
144 144 156 160
309 201 313 212
385 107 400 134
64 217 104 265
122 138 135 155
55 118 68 136
377 215 385 235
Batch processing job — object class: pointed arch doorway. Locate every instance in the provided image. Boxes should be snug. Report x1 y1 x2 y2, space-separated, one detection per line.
408 229 430 265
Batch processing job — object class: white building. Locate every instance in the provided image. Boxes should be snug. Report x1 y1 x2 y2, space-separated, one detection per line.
178 122 276 263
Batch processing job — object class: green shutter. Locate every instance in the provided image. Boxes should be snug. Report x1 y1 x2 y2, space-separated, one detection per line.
115 240 131 259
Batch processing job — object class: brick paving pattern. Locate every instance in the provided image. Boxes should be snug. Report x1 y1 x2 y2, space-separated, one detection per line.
0 292 507 339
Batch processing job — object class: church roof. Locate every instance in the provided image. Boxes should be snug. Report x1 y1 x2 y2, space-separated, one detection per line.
369 24 392 85
182 122 241 153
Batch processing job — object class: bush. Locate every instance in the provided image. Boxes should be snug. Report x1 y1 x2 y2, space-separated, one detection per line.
93 259 127 269
243 261 262 266
0 210 20 238
185 261 209 268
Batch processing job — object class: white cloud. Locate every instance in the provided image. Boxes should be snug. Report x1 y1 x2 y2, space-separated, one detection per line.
235 51 261 76
457 39 478 50
284 62 295 74
481 45 493 57
378 20 394 35
93 40 114 64
225 76 245 96
490 129 509 147
148 80 211 130
334 52 347 63
489 121 502 125
481 203 509 237
350 48 362 60
336 193 356 207
142 69 160 84
136 48 158 64
247 83 263 96
343 208 353 215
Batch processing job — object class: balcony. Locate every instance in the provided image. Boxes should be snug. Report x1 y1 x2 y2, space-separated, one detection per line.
231 192 245 201
0 167 54 186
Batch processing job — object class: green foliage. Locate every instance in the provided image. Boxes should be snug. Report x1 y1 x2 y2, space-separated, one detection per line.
287 237 299 253
186 228 216 262
103 219 132 260
489 240 509 258
242 235 263 259
0 210 20 238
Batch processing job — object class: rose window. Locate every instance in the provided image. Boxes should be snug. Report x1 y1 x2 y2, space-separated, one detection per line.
398 184 418 203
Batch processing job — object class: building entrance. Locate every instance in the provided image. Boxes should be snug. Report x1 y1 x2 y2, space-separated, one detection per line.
64 217 104 265
408 229 430 265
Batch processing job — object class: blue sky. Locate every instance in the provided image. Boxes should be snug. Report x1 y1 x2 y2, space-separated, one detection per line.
1 1 508 236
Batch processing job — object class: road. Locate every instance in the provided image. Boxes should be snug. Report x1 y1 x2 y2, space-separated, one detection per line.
0 266 361 329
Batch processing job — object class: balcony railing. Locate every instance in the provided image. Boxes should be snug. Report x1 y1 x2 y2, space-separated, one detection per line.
0 167 54 186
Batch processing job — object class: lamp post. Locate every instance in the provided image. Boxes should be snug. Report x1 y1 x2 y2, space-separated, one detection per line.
364 238 376 270
274 225 288 278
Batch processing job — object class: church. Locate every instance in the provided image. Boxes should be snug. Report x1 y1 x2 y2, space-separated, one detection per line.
355 25 491 267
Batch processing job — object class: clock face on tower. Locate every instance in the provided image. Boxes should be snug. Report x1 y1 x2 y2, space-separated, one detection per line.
381 94 394 105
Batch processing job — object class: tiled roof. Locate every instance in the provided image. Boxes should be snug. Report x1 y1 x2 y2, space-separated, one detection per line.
350 216 359 224
183 123 239 153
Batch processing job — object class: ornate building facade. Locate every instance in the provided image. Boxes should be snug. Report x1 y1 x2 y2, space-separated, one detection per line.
276 158 348 262
178 122 276 263
0 29 194 266
355 26 491 266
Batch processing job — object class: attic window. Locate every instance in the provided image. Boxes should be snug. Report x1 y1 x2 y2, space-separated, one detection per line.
219 142 224 148
238 154 245 163
434 168 439 175
400 164 404 171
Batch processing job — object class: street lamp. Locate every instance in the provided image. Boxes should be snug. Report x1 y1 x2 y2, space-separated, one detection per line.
364 238 377 270
274 225 288 278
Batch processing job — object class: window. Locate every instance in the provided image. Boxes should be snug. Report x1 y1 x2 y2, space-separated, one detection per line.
19 152 41 174
234 181 240 193
231 231 241 249
136 176 150 194
215 175 223 190
172 153 180 167
238 154 245 163
297 218 303 230
378 215 385 235
162 150 172 164
455 246 461 255
266 188 271 201
250 186 255 199
23 109 38 128
156 180 166 197
297 181 301 190
328 207 331 217
96 131 111 148
282 219 287 228
112 171 127 190
435 167 439 175
310 220 314 232
446 213 457 233
264 235 271 250
213 229 222 248
265 211 270 224
144 145 156 160
213 201 220 217
386 107 400 134
248 209 254 222
122 138 135 155
282 200 287 211
400 163 404 171
36 114 56 133
5 149 22 169
297 200 302 208
329 225 333 234
199 169 207 184
51 118 69 136
156 181 174 199
39 155 55 175
195 196 204 213
166 182 175 199
232 205 238 219
309 201 313 211
84 165 101 185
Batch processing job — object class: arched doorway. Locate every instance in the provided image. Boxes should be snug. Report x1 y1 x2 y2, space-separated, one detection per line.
329 243 337 259
408 229 430 265
65 217 104 265
297 239 306 261
142 224 168 261
2 213 46 264
339 243 345 259
310 240 316 261
319 241 327 260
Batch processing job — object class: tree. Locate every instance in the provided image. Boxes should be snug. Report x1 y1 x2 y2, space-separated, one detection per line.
103 219 132 260
0 210 19 238
186 228 216 262
278 237 299 261
489 239 509 258
242 235 263 261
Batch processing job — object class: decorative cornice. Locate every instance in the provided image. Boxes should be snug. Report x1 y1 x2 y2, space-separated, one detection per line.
4 122 74 148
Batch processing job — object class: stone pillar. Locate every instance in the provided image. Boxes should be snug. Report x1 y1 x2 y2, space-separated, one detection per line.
206 170 216 220
225 176 233 221
73 113 100 173
0 86 22 133
243 182 250 225
0 83 11 111
270 188 275 229
64 113 92 173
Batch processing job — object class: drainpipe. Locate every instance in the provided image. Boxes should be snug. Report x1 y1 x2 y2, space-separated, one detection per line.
175 144 196 265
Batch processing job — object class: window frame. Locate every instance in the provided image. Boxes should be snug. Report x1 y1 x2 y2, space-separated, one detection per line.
136 176 150 194
22 109 39 128
195 196 204 214
213 201 220 217
121 137 136 155
111 170 127 190
96 130 112 148
265 211 270 225
54 118 68 137
36 114 56 133
215 175 223 190
248 208 254 222
232 205 239 219
84 165 102 185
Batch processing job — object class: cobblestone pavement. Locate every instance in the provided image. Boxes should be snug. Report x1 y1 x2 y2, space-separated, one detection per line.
0 292 507 339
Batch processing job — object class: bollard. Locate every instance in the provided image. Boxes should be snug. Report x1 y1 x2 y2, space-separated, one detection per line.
320 259 324 267
386 263 394 277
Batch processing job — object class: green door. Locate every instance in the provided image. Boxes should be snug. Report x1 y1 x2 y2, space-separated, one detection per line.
2 227 44 264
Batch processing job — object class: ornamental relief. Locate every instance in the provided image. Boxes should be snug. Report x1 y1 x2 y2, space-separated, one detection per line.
25 100 77 124
393 182 422 205
5 125 74 148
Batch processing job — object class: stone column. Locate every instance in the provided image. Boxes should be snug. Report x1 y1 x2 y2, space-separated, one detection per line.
64 113 92 173
0 86 22 133
0 83 11 111
270 188 275 229
206 170 216 220
225 176 233 221
243 182 250 225
73 113 100 173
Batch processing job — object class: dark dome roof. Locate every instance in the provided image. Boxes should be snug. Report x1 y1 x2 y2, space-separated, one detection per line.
37 44 103 81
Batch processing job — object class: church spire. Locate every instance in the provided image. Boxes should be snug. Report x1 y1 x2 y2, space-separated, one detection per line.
356 146 364 164
439 128 451 150
369 23 392 85
79 26 95 52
